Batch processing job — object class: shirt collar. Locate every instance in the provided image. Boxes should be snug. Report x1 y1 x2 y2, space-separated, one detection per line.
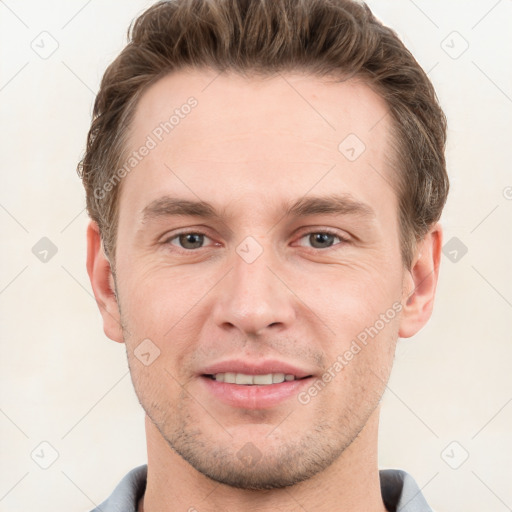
92 465 433 512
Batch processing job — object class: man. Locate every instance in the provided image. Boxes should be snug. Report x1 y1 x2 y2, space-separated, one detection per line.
80 0 448 510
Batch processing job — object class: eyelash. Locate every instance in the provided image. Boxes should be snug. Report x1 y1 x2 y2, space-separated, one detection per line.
162 229 349 252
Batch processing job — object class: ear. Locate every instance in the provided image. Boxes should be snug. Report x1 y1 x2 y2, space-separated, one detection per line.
399 223 443 338
86 220 124 343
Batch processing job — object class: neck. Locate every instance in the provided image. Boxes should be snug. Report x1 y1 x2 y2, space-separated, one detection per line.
139 407 387 512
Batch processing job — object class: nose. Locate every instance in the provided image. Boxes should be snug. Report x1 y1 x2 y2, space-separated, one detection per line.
211 242 296 336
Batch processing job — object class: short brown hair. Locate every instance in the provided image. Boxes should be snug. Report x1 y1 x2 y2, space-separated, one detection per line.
77 0 448 270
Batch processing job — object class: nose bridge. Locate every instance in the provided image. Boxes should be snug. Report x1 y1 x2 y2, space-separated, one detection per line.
212 236 295 335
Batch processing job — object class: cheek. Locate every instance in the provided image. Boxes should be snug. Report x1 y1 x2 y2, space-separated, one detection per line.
323 316 399 405
119 264 202 330
291 259 402 330
127 353 185 425
118 270 214 380
290 266 402 393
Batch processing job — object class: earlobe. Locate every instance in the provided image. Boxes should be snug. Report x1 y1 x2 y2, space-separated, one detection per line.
86 220 124 343
398 224 443 338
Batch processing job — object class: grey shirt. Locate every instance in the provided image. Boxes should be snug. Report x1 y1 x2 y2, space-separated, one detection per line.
90 464 433 512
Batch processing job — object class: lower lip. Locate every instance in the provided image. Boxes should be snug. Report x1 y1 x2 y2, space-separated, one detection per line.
200 375 313 409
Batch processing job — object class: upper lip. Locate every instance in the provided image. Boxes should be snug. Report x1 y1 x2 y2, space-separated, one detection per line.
200 359 314 379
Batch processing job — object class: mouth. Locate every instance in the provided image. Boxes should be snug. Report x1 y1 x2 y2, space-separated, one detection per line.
202 372 313 385
197 359 316 409
199 372 314 409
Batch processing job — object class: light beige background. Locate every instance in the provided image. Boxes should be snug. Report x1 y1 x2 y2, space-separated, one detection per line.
1 1 511 511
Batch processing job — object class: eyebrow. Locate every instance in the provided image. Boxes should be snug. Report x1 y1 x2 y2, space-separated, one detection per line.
139 193 375 226
141 197 220 223
286 194 375 219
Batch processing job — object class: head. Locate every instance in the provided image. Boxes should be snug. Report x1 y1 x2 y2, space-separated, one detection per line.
82 0 448 490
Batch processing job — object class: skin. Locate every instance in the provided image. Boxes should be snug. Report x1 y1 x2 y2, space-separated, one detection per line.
87 68 442 512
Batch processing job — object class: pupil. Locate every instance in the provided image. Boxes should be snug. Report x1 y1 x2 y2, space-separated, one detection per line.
180 233 203 249
311 233 334 248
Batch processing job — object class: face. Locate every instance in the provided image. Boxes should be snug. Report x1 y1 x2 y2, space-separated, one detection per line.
92 68 430 490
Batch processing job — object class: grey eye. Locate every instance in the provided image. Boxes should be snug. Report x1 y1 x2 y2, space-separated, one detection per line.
306 232 340 249
174 233 206 249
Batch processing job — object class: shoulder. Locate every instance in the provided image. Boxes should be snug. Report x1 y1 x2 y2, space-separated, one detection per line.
379 468 435 512
89 464 147 512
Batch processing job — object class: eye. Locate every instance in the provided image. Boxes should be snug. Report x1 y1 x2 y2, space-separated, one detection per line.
296 230 348 250
165 231 213 250
162 229 348 252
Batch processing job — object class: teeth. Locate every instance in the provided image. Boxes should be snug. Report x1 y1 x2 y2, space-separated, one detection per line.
224 372 235 383
235 373 254 385
272 373 285 384
253 374 273 385
211 372 297 385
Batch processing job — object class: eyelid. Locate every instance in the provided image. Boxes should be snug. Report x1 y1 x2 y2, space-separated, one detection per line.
295 226 349 239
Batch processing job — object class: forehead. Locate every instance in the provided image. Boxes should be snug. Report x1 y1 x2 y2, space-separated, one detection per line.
128 68 391 156
118 68 396 226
